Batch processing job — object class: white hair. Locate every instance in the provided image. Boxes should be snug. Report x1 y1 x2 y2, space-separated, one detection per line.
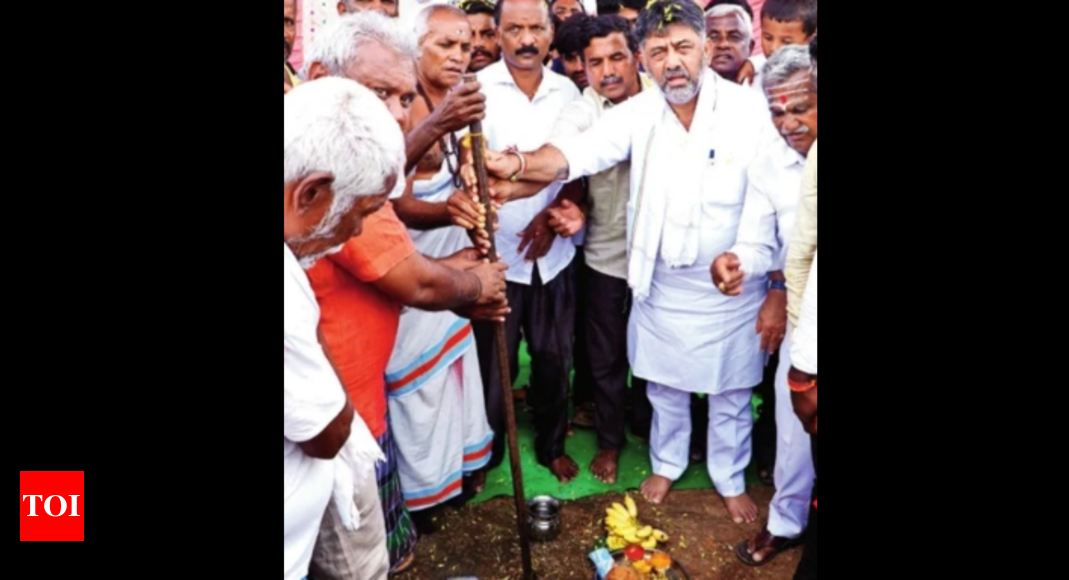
301 11 418 78
284 77 406 245
704 4 753 47
762 44 813 94
414 4 469 45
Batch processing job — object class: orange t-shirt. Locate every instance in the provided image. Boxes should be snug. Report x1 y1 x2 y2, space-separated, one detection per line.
306 202 417 439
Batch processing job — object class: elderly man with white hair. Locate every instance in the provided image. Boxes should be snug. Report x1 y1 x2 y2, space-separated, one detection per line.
709 43 817 567
374 3 500 537
301 12 508 576
333 0 488 176
704 2 756 84
284 77 405 580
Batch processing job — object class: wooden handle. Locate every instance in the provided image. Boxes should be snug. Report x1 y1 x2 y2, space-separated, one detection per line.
462 71 536 580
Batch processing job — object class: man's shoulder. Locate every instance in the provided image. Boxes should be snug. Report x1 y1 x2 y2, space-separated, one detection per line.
748 139 802 184
345 202 411 256
719 75 767 110
284 244 318 332
747 141 780 183
476 61 508 88
546 68 581 99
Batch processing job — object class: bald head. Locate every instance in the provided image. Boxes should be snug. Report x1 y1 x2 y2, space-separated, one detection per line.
337 0 399 18
415 5 474 89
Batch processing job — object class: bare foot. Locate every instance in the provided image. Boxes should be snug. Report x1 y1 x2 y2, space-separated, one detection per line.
464 469 487 495
549 455 579 484
590 449 620 484
640 474 673 504
724 492 759 524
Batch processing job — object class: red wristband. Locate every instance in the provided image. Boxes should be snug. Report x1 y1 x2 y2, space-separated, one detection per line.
788 377 817 393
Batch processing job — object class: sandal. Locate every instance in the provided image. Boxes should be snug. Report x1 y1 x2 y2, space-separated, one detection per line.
389 553 415 576
735 529 802 566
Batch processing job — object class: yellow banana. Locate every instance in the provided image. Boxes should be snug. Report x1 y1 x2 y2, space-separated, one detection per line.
641 537 658 550
610 504 632 521
624 495 638 518
652 529 669 542
636 526 653 539
623 530 641 544
607 536 626 550
606 516 631 530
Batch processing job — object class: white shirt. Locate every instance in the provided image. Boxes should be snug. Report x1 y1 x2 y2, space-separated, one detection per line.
790 250 817 374
553 74 775 393
730 136 807 280
747 52 768 93
478 61 581 285
284 244 345 580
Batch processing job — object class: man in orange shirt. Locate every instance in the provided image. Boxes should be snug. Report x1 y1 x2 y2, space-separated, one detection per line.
303 13 509 578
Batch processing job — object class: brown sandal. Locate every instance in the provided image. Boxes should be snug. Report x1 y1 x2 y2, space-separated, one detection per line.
735 529 802 566
389 553 416 576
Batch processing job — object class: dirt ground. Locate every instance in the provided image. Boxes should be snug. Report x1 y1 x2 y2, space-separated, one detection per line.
402 487 802 580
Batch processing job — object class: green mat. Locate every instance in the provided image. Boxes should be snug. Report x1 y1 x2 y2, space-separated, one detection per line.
472 345 759 503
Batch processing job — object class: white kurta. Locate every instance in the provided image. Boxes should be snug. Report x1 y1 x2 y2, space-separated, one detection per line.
553 73 774 394
730 136 806 279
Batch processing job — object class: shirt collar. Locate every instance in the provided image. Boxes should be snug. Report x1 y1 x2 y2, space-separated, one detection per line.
595 71 656 109
484 60 560 96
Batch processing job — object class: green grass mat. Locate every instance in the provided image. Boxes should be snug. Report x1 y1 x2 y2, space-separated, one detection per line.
472 344 759 503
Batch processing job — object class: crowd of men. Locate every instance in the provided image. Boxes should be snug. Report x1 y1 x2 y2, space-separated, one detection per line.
284 1 818 579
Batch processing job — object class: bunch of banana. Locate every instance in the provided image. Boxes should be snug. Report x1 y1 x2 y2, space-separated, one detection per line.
604 495 670 551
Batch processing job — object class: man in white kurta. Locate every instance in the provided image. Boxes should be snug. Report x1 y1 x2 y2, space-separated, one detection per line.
712 44 817 565
474 0 774 521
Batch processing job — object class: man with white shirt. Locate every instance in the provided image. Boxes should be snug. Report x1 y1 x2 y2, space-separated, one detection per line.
705 3 755 84
709 44 816 567
471 0 584 483
705 0 764 86
472 0 772 521
284 77 406 580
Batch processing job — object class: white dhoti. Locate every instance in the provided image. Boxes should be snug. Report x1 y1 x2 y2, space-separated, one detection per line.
385 164 493 513
387 338 492 512
766 332 815 539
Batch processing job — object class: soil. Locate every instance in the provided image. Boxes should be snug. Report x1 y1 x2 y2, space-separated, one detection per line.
402 487 803 580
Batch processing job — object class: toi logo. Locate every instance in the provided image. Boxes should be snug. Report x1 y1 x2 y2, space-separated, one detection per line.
22 495 81 516
20 471 84 541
